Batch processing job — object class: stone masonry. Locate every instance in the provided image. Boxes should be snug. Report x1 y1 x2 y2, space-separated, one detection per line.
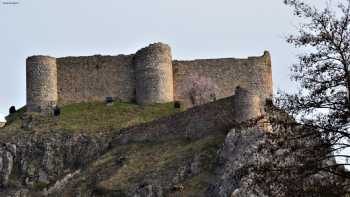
134 43 174 105
26 56 58 115
26 42 273 115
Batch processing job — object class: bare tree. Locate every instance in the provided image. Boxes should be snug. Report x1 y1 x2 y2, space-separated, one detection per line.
276 0 350 178
185 74 220 106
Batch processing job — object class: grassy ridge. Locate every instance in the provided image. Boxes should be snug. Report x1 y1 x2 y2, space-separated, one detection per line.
56 102 180 132
1 101 182 135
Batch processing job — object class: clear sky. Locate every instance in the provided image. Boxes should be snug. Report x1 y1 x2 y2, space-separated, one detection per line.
0 0 326 120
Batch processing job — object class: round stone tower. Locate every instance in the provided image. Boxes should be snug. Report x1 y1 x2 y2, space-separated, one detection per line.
26 56 58 115
134 42 174 105
232 87 262 123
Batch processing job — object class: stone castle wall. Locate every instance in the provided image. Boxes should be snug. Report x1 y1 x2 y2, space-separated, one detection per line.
56 55 135 105
113 92 262 145
173 51 273 106
26 42 273 115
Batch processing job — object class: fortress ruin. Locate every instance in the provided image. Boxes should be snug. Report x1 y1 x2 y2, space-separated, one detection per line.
26 42 273 115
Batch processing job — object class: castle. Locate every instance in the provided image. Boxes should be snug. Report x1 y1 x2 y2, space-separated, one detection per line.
26 42 273 115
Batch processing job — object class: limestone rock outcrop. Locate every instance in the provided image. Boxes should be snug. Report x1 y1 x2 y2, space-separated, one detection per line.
0 131 110 195
0 143 16 188
209 120 348 197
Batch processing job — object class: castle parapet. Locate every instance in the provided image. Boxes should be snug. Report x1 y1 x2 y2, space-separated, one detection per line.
26 56 58 115
134 43 174 105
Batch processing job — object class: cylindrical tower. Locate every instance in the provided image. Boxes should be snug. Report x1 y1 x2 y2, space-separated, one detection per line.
134 43 174 105
232 87 262 123
26 56 58 115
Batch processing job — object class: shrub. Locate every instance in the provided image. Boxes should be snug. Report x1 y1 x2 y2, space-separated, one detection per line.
53 106 61 116
9 106 16 114
174 101 181 109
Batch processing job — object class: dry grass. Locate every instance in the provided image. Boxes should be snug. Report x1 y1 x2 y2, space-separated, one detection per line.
93 134 225 193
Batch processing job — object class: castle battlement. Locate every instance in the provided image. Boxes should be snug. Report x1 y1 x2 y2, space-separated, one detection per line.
26 42 273 115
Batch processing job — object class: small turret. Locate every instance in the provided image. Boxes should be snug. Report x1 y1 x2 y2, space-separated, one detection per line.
232 87 262 123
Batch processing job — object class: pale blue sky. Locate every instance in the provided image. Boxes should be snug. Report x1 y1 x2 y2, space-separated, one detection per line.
0 0 326 121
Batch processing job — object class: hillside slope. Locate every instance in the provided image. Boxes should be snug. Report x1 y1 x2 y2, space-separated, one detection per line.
0 98 348 197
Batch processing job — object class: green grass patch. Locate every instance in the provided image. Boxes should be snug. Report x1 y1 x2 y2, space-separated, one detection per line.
0 101 182 135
